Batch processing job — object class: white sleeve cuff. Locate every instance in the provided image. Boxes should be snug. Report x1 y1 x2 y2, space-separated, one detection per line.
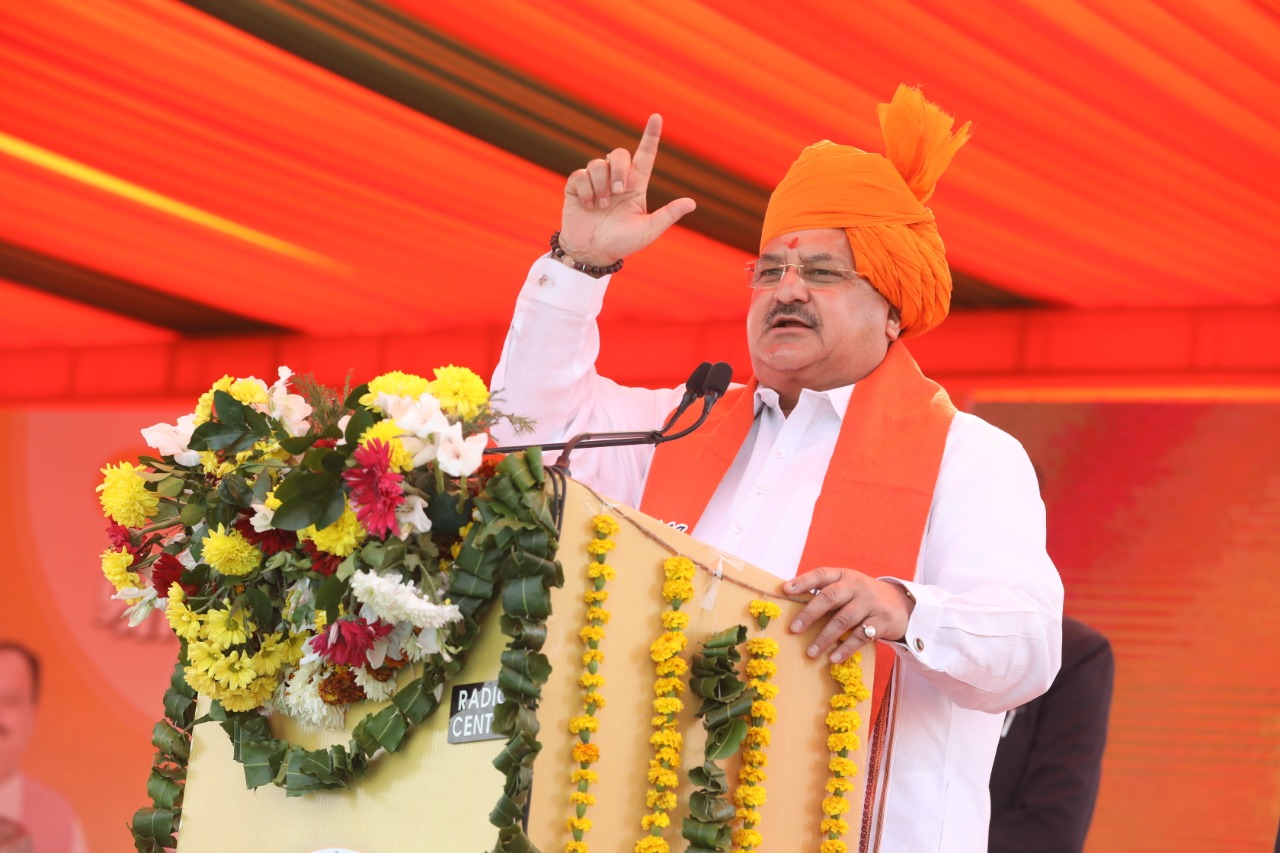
521 255 611 316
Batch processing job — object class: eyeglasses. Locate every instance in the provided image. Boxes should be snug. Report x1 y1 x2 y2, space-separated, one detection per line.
744 260 866 289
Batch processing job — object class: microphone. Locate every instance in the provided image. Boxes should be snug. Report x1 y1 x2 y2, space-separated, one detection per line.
658 362 733 443
659 362 712 432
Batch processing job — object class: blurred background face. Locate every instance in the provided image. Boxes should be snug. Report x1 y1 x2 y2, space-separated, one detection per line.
0 650 37 782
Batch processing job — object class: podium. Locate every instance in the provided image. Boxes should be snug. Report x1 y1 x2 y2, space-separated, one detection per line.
176 478 872 851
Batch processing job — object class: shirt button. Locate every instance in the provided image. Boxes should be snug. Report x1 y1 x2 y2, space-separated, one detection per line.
775 450 786 458
536 274 552 287
754 485 767 495
914 638 925 652
731 524 743 534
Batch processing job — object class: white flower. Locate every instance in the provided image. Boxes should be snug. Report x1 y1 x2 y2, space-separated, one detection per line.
113 586 159 627
352 667 398 703
350 570 463 631
395 495 432 539
281 660 344 731
141 413 201 467
249 501 276 533
436 422 487 477
392 394 451 468
267 367 313 437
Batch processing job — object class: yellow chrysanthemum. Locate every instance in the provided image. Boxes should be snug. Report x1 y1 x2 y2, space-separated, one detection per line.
253 633 290 676
193 375 233 424
204 607 251 650
100 548 135 589
184 665 217 695
218 683 268 713
358 419 415 472
96 462 159 528
203 524 261 577
166 597 203 642
590 514 620 537
210 650 257 690
426 365 489 420
304 505 366 557
359 371 431 412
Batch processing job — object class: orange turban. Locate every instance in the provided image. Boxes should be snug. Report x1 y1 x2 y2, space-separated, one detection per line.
760 85 972 337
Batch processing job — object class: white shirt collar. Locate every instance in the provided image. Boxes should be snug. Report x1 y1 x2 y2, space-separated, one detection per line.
754 383 855 421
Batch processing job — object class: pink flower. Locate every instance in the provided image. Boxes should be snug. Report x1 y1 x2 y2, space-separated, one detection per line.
343 439 406 538
312 617 393 668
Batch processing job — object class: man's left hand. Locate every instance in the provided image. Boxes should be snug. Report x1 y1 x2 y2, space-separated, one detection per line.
784 568 916 663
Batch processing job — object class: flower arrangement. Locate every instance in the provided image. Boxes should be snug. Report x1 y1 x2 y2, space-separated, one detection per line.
95 365 559 851
733 632 780 852
820 655 871 853
564 513 620 853
635 555 696 853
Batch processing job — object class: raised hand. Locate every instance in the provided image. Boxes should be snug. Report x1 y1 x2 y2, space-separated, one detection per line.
559 114 697 268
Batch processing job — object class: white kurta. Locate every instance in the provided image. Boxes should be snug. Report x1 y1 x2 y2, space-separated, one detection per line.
492 256 1064 852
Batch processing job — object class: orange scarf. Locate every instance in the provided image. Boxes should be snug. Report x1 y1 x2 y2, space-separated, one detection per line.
639 342 956 720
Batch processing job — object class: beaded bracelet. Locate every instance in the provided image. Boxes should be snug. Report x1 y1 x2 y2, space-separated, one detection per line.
550 231 624 278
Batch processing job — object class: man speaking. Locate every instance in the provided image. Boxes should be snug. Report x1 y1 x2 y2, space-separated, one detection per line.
491 86 1063 852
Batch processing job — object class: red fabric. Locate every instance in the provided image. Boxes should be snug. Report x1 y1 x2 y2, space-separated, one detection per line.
640 343 955 719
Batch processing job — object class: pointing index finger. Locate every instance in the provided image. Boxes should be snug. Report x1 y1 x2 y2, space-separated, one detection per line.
631 113 664 185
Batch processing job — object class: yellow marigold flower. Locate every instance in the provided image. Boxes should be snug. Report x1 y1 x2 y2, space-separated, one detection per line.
210 650 257 690
751 700 777 724
646 766 678 789
590 514 620 537
568 791 595 807
649 632 687 662
826 776 854 794
640 812 670 830
654 747 680 766
753 681 779 701
649 729 683 750
571 769 599 785
659 611 689 630
735 807 761 825
829 693 855 709
822 795 850 816
426 365 489 420
585 538 615 557
571 743 600 764
166 597 202 642
739 765 767 784
579 625 605 644
828 756 857 777
746 637 779 658
585 607 611 624
581 649 604 666
358 420 415 472
848 683 872 703
565 844 587 853
586 562 616 581
204 606 251 650
655 657 687 677
732 828 763 849
634 837 669 853
305 505 365 557
585 692 606 710
661 579 694 602
652 696 683 716
744 726 772 748
568 715 599 734
360 371 431 411
748 599 782 619
203 524 262 577
733 785 767 807
583 589 609 604
821 817 850 836
100 548 135 589
96 462 159 528
566 817 592 833
742 748 767 767
662 556 695 580
830 655 864 685
579 673 605 690
828 732 860 753
653 677 685 696
820 841 847 853
645 789 677 811
827 710 860 732
746 658 778 679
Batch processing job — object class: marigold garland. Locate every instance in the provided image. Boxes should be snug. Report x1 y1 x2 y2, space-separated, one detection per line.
819 653 871 853
635 555 695 853
565 513 619 853
733 608 780 853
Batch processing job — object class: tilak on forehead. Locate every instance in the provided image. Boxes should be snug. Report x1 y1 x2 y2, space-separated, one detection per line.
760 85 972 338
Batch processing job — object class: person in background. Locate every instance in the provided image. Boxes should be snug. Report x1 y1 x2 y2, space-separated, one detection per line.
989 616 1114 852
0 642 89 853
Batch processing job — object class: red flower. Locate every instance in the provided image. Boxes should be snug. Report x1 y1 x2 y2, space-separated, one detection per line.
313 437 339 450
149 552 192 595
106 521 140 556
234 517 296 556
343 439 406 539
301 539 342 577
311 617 393 668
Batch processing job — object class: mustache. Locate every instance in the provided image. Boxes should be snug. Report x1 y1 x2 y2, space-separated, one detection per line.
763 302 819 329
